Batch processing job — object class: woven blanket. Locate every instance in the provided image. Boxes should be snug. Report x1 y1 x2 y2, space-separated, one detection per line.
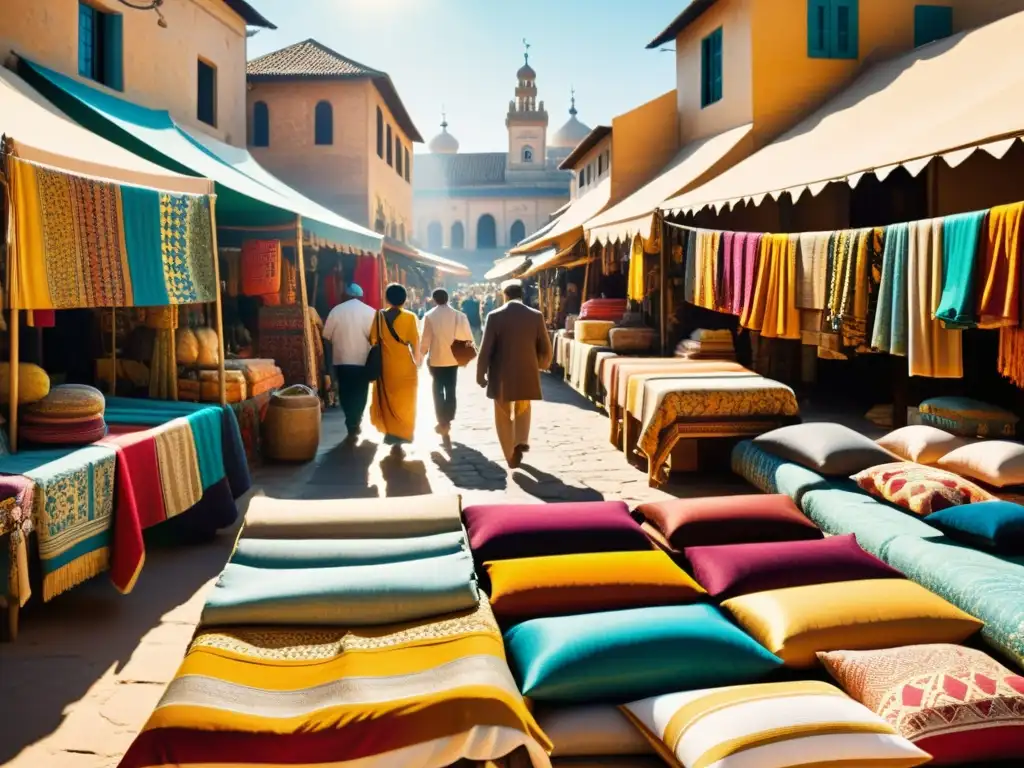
0 446 116 601
242 494 463 540
202 551 479 627
230 532 467 569
258 306 308 388
9 156 216 310
230 391 272 466
118 600 551 768
152 419 203 518
100 431 164 529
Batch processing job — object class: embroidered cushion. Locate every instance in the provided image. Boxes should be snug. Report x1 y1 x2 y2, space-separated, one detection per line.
634 494 821 550
918 396 1019 438
0 363 50 405
935 440 1024 488
852 461 995 515
752 422 897 476
621 681 930 768
927 500 1024 554
535 704 655 757
684 533 902 600
721 578 983 668
23 384 105 420
503 603 782 703
876 425 969 465
818 644 1024 765
486 551 704 623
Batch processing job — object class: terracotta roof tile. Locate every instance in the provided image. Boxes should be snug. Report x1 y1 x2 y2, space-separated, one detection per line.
247 39 379 78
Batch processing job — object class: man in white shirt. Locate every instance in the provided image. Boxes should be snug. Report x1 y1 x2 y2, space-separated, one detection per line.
420 288 473 438
322 283 376 439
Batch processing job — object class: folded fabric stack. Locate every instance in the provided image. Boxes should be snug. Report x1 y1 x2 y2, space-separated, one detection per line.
119 494 551 768
607 326 655 353
178 370 248 404
463 500 782 765
19 384 107 445
579 298 627 322
674 328 736 360
225 358 285 391
574 320 615 346
626 491 1022 766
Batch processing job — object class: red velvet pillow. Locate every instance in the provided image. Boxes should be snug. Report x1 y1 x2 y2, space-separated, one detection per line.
635 494 821 551
685 533 903 600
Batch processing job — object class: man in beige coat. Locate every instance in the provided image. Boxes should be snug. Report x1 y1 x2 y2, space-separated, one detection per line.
476 280 553 468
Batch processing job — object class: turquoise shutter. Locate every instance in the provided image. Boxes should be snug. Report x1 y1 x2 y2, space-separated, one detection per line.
712 28 723 103
807 0 830 57
78 3 95 78
831 0 859 59
914 5 953 47
103 13 124 90
700 35 710 107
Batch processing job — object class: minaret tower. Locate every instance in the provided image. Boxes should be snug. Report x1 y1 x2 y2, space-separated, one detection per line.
506 39 548 170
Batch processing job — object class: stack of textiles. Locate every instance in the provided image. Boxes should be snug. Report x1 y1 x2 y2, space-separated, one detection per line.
463 500 783 766
177 370 248 404
579 298 627 322
674 328 736 360
19 384 107 445
607 325 655 353
625 492 1020 767
118 494 552 768
224 358 286 397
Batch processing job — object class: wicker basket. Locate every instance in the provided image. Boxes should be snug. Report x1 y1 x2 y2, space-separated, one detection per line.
263 384 321 462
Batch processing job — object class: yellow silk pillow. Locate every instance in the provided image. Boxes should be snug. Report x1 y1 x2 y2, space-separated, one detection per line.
485 551 705 622
575 320 615 345
722 579 982 668
0 363 51 405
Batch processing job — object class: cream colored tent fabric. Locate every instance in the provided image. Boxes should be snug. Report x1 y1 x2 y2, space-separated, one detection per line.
0 67 210 195
511 178 612 254
485 255 531 281
520 241 581 278
663 12 1024 214
586 124 752 245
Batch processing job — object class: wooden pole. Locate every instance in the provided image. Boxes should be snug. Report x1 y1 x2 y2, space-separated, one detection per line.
210 197 226 406
109 308 117 396
294 215 313 388
658 216 668 356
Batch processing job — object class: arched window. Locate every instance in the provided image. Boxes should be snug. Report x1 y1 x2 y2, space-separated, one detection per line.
427 221 443 251
522 145 534 163
376 107 384 158
386 125 393 166
476 214 497 249
314 101 333 146
451 221 465 249
251 100 269 147
395 136 403 176
509 220 526 246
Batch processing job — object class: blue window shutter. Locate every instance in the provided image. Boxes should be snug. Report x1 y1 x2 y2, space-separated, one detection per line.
712 28 723 103
914 5 953 47
700 35 711 107
807 0 830 57
252 101 269 147
831 0 859 59
103 12 124 90
78 3 95 78
314 101 333 145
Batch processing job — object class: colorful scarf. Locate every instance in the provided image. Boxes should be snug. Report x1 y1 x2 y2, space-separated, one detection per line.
936 210 987 329
796 232 830 310
758 234 801 340
907 219 963 378
9 156 216 310
695 230 720 310
978 202 1023 329
684 229 698 305
872 223 910 356
627 235 646 302
153 419 204 518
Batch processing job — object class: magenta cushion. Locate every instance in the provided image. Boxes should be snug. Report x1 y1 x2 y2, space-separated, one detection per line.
463 501 651 587
685 533 904 600
20 415 107 445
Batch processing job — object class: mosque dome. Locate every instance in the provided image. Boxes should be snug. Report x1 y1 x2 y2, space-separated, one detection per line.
550 94 591 149
428 115 459 154
517 61 536 82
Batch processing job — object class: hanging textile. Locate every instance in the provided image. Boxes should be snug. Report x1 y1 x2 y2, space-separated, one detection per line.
354 254 382 310
755 234 800 340
998 327 1024 387
718 232 735 311
627 235 646 301
695 230 720 310
279 254 298 305
907 219 963 378
796 232 829 310
223 250 241 297
936 211 987 329
978 202 1023 329
851 227 885 350
738 233 762 322
683 229 698 305
241 239 282 297
26 310 55 328
871 223 910 356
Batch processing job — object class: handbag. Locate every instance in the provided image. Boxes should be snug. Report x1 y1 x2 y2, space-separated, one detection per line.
365 310 406 380
451 339 477 367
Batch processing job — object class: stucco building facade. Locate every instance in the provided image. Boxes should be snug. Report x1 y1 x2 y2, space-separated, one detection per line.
413 52 588 277
245 39 421 245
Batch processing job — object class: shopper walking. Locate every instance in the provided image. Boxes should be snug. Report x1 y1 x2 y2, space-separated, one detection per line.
476 279 552 468
369 283 421 456
461 292 483 345
322 283 375 440
420 288 473 440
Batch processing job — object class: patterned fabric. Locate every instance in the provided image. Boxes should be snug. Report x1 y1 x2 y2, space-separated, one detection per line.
872 223 910 355
819 644 1024 762
918 396 1019 438
240 239 282 297
0 477 35 607
258 306 310 388
9 156 215 309
852 461 995 515
117 600 552 768
152 418 204 518
621 681 930 768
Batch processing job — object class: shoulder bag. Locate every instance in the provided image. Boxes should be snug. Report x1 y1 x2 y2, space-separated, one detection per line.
450 311 477 367
365 310 406 380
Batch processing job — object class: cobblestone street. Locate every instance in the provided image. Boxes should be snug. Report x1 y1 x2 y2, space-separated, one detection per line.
0 373 748 767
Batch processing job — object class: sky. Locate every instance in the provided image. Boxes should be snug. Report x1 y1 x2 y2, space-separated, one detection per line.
245 0 681 154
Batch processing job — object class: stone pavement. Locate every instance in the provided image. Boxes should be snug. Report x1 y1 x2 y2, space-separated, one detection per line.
0 373 748 767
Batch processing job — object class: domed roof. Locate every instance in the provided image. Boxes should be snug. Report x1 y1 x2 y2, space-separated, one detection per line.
517 61 536 81
550 96 591 148
428 116 459 154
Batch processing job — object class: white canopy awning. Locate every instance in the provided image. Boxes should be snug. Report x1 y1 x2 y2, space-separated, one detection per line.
485 254 532 281
663 12 1024 214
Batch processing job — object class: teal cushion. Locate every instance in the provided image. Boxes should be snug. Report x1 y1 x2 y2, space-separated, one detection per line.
503 603 782 704
917 396 1018 438
230 532 467 568
731 440 831 504
927 500 1024 554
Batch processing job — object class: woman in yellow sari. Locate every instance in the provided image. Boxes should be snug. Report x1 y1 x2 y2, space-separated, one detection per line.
370 283 421 454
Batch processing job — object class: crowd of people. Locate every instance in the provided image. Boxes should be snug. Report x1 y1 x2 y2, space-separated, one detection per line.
321 279 552 468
